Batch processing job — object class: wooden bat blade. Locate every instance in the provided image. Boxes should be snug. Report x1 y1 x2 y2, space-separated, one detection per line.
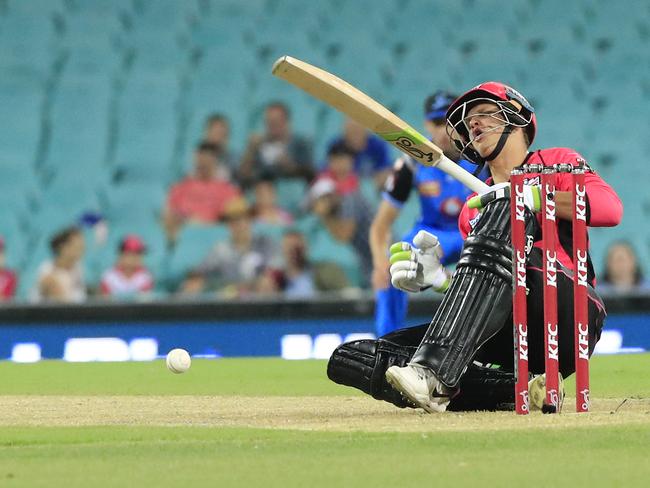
272 55 488 192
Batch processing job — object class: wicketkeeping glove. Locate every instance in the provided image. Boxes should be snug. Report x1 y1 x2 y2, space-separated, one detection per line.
467 182 542 212
389 230 451 293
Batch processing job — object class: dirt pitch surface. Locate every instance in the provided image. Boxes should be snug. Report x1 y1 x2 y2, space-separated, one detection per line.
2 395 648 432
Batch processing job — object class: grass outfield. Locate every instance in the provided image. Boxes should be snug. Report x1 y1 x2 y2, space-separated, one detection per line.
0 354 649 487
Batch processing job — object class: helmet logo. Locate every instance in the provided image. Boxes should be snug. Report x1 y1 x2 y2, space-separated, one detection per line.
505 86 534 113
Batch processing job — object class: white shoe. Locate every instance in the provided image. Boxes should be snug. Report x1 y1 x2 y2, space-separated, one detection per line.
528 373 565 413
385 363 450 413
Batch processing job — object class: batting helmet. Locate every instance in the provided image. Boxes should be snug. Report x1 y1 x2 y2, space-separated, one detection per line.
445 82 536 165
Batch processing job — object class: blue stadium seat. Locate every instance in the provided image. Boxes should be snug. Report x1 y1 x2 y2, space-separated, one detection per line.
0 213 27 269
164 224 230 288
40 174 102 213
105 182 166 223
30 206 84 242
308 228 361 287
252 221 288 243
275 178 308 216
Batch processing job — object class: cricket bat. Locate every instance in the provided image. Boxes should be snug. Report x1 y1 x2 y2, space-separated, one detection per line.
271 55 489 193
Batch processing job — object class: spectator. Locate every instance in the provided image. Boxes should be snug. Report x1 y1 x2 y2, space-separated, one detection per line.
252 176 294 226
279 230 315 297
33 227 86 303
326 118 391 188
180 197 282 297
0 237 17 301
163 141 241 242
203 113 237 180
599 241 650 294
239 101 315 186
308 177 374 284
100 235 154 298
316 141 359 195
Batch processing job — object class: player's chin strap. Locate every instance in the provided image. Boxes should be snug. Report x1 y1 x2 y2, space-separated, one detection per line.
483 126 512 162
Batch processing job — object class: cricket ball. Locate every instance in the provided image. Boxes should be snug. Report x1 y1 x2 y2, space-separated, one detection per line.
166 348 191 374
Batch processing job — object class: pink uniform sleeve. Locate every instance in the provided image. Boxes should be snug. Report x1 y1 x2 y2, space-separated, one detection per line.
555 164 622 227
582 171 623 227
458 202 472 239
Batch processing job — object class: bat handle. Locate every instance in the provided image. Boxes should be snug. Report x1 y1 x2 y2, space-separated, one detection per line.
437 155 489 193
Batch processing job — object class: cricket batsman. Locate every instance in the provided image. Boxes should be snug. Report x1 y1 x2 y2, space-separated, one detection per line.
328 82 622 412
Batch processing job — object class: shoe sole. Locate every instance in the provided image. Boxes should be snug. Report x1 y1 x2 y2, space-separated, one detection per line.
385 367 442 414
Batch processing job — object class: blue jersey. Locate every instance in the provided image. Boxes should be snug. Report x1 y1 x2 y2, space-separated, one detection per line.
326 134 391 176
382 156 489 264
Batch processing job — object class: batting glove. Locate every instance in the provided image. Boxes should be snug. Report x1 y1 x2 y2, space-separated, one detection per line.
467 182 542 212
389 230 450 293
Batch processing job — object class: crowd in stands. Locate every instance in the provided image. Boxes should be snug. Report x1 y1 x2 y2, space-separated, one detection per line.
2 101 646 305
2 101 391 304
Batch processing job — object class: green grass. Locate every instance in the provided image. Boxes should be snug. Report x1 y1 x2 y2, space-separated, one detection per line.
1 354 649 487
0 358 343 396
1 353 649 397
1 425 649 487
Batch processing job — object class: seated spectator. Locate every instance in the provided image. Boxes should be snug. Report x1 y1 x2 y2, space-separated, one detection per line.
256 230 316 298
279 230 315 298
316 142 359 195
252 176 294 226
326 118 391 187
100 235 154 298
239 101 315 186
308 178 373 284
0 237 17 302
163 141 241 242
180 197 282 297
598 241 650 294
256 229 354 296
203 113 237 180
33 227 86 303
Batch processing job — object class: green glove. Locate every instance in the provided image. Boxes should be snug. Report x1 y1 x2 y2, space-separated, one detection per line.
468 182 542 212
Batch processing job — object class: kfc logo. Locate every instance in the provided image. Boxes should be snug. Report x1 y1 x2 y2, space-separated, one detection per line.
518 323 528 361
516 250 527 288
578 322 589 360
545 250 557 288
576 250 588 288
544 184 556 222
575 184 587 222
547 322 559 361
514 185 526 221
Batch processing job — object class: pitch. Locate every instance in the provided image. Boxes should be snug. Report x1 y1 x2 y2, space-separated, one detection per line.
1 355 649 487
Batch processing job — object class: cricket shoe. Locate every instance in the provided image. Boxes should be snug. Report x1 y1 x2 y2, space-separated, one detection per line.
528 373 565 413
385 363 450 413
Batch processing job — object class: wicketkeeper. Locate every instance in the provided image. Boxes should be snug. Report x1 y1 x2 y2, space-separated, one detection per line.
328 82 622 412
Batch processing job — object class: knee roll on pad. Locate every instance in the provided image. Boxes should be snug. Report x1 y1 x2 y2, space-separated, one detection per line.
411 197 539 388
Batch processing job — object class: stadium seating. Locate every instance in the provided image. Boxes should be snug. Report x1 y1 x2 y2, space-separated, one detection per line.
164 224 229 289
2 0 649 299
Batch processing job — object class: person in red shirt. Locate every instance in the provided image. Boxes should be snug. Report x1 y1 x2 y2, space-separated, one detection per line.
328 82 622 413
163 141 241 242
100 235 153 298
0 237 17 301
